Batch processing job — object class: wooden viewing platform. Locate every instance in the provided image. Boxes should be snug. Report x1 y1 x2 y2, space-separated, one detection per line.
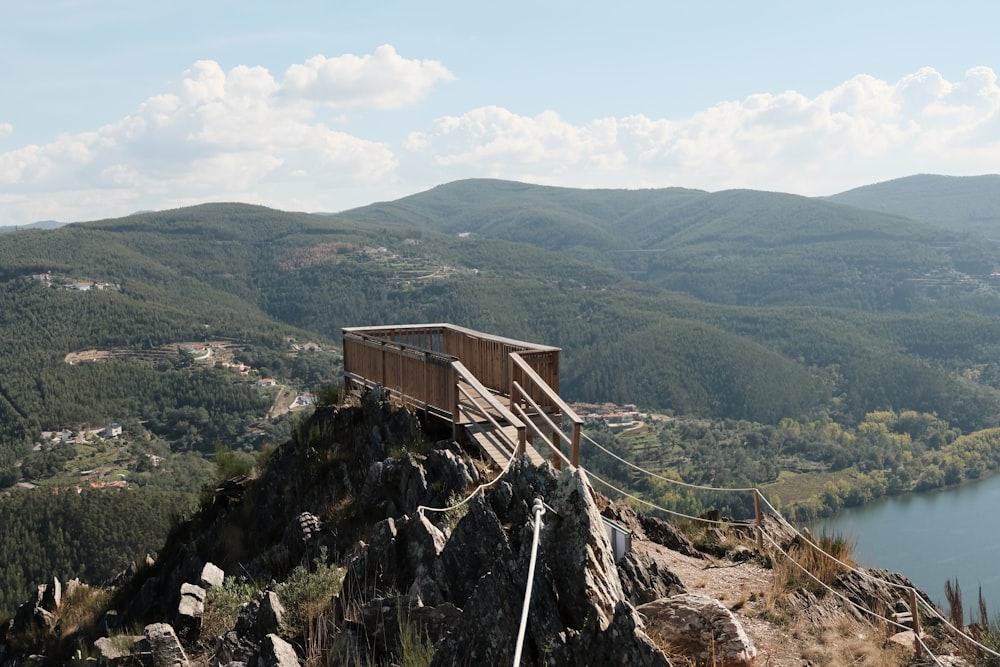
342 323 583 470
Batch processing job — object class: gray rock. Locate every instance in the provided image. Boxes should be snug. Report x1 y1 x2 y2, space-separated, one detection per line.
638 593 757 667
176 583 206 639
40 577 62 613
215 630 256 666
259 634 299 667
94 635 147 667
235 590 285 641
617 549 685 604
545 467 625 632
429 459 669 666
200 562 225 589
144 623 189 667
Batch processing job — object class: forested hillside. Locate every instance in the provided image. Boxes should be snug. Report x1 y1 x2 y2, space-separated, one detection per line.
3 183 1000 465
826 173 1000 238
3 177 1000 613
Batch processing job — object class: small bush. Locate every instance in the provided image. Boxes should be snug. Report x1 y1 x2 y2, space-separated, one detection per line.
201 577 260 645
397 612 435 667
440 492 470 533
278 548 344 640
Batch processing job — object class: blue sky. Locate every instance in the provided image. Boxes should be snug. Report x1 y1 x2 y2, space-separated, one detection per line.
2 1 999 226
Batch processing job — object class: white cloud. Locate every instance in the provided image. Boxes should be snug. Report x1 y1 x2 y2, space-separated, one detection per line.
1 63 998 226
280 45 455 109
0 47 440 223
403 67 1000 195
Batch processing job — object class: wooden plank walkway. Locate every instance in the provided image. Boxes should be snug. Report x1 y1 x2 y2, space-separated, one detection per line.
464 422 545 467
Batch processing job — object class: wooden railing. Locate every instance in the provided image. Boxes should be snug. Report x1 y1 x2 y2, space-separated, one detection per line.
343 324 573 467
509 352 583 468
343 324 560 396
342 328 458 418
452 360 526 454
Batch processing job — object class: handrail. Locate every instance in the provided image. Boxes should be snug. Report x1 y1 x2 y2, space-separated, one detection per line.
509 352 583 466
511 381 575 469
452 360 527 455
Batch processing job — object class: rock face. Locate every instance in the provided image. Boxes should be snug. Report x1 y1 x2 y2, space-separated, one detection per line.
145 623 189 667
6 578 64 651
638 594 757 667
0 396 832 666
175 583 206 640
417 464 671 666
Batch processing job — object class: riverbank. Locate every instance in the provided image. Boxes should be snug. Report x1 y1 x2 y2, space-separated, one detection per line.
816 470 1000 614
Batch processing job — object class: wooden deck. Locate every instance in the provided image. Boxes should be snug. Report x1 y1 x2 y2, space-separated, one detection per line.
342 324 582 470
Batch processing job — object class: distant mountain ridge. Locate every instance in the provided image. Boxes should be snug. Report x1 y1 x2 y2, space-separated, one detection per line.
0 220 64 233
1 175 1000 449
825 173 1000 237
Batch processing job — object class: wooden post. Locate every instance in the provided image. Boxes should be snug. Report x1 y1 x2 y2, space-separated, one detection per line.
551 430 562 471
753 490 763 552
909 588 921 652
452 365 461 444
570 423 581 467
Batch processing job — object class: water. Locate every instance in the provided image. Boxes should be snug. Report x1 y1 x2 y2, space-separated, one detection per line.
815 473 1000 612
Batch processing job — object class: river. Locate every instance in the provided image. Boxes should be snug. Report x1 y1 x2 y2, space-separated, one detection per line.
816 472 1000 614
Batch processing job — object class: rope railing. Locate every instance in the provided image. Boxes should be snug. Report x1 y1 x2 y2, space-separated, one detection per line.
581 434 1000 662
348 331 996 663
583 432 758 493
513 498 546 667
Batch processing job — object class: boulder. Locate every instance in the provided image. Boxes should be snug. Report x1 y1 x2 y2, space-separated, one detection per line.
235 590 285 641
175 583 206 639
200 562 225 589
259 634 299 667
144 623 188 667
215 630 256 666
617 549 685 604
638 593 757 667
93 635 147 667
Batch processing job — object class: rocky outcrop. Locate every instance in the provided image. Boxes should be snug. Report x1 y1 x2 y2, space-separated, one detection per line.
417 464 671 666
199 563 225 590
175 583 206 640
145 623 188 667
6 578 64 652
638 593 757 667
259 634 299 667
3 396 965 667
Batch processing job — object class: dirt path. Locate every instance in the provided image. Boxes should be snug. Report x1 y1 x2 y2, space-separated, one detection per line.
635 540 913 666
267 385 297 419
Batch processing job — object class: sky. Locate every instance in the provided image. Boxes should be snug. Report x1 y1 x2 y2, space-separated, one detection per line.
2 1 999 226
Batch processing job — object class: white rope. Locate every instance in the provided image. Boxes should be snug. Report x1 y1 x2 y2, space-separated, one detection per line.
586 468 741 527
417 441 518 516
583 432 758 492
513 498 545 667
761 530 945 666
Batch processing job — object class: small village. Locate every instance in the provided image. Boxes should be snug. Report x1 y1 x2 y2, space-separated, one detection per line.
12 337 328 494
571 401 648 432
25 271 122 292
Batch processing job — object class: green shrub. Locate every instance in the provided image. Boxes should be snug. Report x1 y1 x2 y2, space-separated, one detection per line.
278 548 344 640
201 577 260 645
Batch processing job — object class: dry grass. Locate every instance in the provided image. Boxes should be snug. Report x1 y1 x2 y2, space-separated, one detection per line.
768 531 855 598
796 618 907 666
54 581 111 638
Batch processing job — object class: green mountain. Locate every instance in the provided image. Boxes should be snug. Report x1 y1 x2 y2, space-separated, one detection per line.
826 173 1000 238
2 179 1000 481
4 177 1000 614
